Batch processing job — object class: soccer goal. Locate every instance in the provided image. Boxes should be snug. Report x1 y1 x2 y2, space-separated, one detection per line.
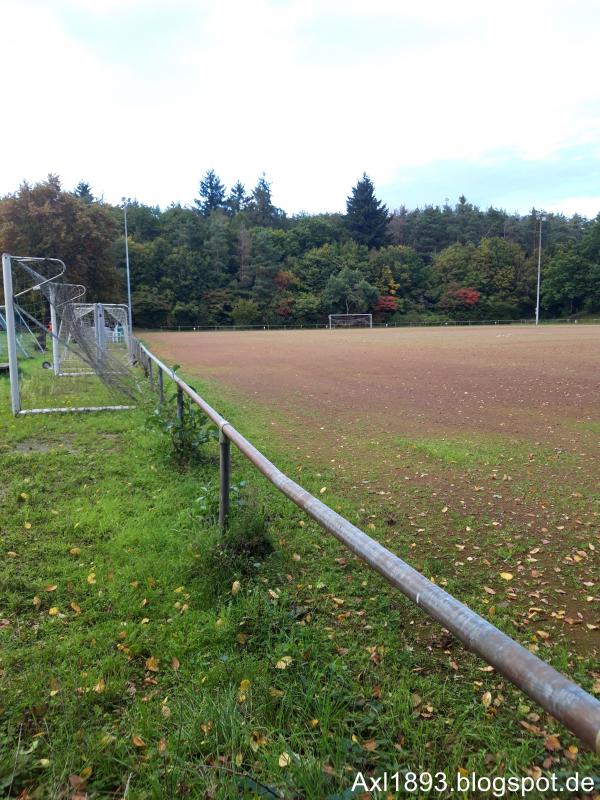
1 252 137 415
328 313 372 329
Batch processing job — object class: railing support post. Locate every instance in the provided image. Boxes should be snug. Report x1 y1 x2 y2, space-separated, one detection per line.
176 386 183 420
219 428 230 531
158 367 164 403
148 357 153 388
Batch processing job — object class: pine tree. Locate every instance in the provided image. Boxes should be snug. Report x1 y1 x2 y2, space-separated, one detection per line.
247 173 283 227
74 181 94 203
346 173 390 249
195 169 226 216
226 180 249 215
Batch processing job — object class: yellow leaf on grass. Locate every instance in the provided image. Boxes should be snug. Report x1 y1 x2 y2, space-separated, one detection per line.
132 735 145 748
69 547 81 556
33 596 41 609
145 656 159 672
499 572 513 581
87 573 96 585
239 678 251 692
141 618 150 625
171 656 180 671
482 691 492 708
94 678 105 693
275 656 293 669
70 602 81 615
80 766 92 779
48 607 59 616
24 522 32 529
231 580 241 595
269 687 284 697
235 752 243 767
278 752 291 767
44 584 58 592
362 739 378 752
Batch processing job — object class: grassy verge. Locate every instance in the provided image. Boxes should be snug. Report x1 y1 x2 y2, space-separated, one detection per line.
0 373 599 799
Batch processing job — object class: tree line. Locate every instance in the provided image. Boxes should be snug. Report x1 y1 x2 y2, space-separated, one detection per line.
0 172 598 326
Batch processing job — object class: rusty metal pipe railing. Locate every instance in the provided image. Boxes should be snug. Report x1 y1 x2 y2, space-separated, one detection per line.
136 341 600 754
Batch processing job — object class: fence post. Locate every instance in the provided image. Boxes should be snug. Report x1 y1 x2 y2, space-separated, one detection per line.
219 428 230 531
158 367 164 403
176 386 184 420
148 357 154 388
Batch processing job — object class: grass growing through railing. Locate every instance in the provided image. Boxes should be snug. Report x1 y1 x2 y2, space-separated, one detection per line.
0 377 598 798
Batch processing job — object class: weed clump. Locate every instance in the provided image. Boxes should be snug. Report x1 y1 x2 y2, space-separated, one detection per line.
146 391 218 469
213 503 273 576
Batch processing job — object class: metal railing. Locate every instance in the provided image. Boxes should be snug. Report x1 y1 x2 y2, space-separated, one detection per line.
132 336 600 755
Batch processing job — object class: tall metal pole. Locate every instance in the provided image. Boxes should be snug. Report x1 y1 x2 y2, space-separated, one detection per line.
535 214 543 326
123 199 133 334
2 254 21 414
48 284 60 376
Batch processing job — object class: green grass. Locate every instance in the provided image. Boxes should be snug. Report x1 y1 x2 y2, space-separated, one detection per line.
0 372 599 799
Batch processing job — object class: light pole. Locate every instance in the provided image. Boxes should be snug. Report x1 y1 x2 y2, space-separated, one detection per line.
535 212 545 326
122 197 133 333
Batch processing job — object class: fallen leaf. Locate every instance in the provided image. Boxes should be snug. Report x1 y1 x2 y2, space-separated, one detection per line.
87 573 96 585
93 677 106 693
69 547 81 556
275 656 293 669
171 656 180 671
362 739 378 751
269 687 284 697
132 735 145 748
159 738 167 754
278 752 291 767
44 584 58 592
482 691 492 708
231 580 241 596
544 734 561 751
70 602 81 615
48 607 59 616
145 656 159 672
499 572 513 581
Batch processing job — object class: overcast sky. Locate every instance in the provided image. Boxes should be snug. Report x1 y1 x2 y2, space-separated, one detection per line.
2 0 599 217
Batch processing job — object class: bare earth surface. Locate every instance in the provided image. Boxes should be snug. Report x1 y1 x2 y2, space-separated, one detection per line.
144 326 600 441
143 326 600 654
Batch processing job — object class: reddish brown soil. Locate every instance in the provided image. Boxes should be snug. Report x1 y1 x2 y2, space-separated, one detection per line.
144 326 600 654
144 326 600 441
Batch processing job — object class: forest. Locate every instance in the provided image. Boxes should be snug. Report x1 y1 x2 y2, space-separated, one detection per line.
1 172 599 327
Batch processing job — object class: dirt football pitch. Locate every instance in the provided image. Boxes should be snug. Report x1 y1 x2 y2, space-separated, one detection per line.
143 325 600 655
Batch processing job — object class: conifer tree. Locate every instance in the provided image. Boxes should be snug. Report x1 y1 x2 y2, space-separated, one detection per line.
195 169 226 216
346 173 390 249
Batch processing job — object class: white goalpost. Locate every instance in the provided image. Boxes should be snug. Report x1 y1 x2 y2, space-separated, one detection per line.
328 313 373 329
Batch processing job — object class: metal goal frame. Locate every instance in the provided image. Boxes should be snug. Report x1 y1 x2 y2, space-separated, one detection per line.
328 313 373 329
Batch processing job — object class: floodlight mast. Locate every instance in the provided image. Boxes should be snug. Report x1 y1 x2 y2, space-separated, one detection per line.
122 198 133 335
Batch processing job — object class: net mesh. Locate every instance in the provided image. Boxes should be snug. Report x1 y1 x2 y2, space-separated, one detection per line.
5 255 138 410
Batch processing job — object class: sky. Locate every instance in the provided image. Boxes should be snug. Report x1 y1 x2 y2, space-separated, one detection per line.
1 0 599 218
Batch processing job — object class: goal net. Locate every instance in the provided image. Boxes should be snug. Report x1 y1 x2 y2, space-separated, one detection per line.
328 313 372 328
1 253 137 415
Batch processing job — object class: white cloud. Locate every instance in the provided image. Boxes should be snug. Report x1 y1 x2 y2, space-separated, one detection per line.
1 0 599 214
545 197 600 218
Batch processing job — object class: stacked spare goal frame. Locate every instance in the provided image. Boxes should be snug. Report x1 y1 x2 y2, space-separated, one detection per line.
1 253 136 415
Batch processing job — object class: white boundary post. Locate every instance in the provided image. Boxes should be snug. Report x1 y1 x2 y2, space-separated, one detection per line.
48 284 60 375
2 253 21 414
